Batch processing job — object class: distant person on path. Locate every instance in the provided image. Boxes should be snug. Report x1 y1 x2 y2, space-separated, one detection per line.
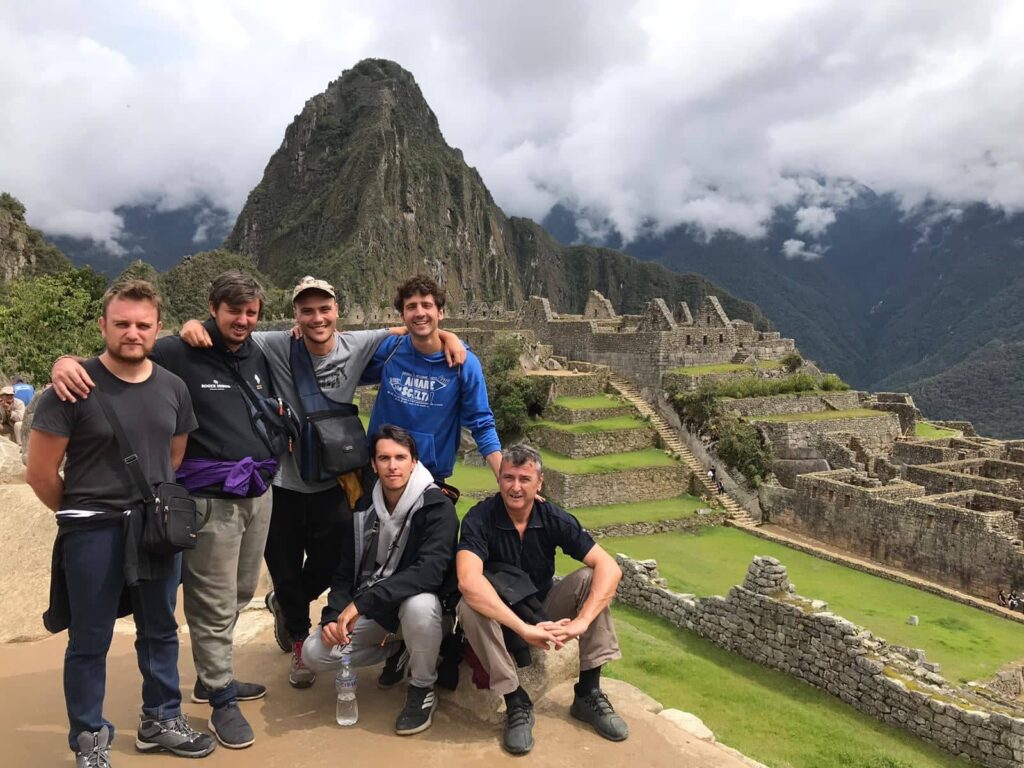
363 274 502 485
12 375 35 406
0 385 25 444
997 589 1007 607
51 271 293 749
456 443 628 755
178 276 466 691
707 467 716 484
25 279 215 767
301 425 458 735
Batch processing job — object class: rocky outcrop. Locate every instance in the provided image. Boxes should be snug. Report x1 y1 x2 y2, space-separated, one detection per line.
0 193 70 281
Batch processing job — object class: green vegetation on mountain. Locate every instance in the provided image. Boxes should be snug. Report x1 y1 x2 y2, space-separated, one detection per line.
0 193 71 280
225 59 770 326
0 269 104 383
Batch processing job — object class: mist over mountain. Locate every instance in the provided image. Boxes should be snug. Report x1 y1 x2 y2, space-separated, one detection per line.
543 197 1024 437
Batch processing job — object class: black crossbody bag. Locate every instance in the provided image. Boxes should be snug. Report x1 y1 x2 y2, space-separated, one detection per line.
94 391 199 555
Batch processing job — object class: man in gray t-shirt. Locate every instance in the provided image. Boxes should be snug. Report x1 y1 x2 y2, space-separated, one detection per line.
180 275 465 690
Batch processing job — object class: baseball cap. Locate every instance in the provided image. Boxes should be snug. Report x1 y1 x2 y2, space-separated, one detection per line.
292 276 336 302
0 386 13 396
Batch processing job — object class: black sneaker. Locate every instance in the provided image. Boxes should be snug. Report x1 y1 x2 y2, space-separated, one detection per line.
75 726 111 768
570 688 629 741
191 679 267 704
502 702 535 755
135 713 216 757
210 703 255 749
265 591 290 653
378 646 408 689
395 684 436 735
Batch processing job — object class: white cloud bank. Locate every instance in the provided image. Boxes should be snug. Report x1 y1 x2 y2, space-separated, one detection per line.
1 0 1023 251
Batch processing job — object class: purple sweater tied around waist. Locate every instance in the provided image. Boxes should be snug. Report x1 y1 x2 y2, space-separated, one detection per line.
176 457 278 497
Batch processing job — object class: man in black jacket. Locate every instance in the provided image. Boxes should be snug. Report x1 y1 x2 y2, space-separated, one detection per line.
50 272 287 750
301 425 458 735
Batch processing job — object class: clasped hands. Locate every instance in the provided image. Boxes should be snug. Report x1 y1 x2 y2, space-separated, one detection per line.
521 616 591 651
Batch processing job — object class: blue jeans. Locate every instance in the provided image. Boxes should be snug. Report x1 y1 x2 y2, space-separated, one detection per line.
62 523 182 750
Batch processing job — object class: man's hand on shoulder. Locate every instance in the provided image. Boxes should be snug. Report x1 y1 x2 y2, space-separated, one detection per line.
51 356 93 403
439 329 467 367
179 319 213 348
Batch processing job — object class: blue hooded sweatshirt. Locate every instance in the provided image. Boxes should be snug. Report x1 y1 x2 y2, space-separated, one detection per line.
362 335 501 480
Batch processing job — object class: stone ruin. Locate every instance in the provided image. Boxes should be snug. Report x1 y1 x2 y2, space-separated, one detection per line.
523 291 796 390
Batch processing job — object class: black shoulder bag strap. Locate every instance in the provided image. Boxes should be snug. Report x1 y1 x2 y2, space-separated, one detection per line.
93 390 154 506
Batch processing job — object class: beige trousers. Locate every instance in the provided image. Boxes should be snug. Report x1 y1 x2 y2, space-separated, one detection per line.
457 567 622 696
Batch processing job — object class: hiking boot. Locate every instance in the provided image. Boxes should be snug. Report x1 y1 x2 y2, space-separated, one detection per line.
135 713 216 757
265 591 290 653
75 726 112 768
570 688 629 741
378 646 408 689
209 703 255 749
191 679 267 704
288 639 316 689
395 684 436 735
502 701 535 755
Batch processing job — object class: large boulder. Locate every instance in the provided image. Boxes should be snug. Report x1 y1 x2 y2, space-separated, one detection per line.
0 485 56 642
441 642 580 724
0 437 25 483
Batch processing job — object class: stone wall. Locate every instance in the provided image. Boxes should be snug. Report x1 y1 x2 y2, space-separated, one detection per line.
616 554 1024 768
528 422 655 459
725 391 863 418
772 470 1024 597
755 413 902 457
544 464 687 508
661 366 790 393
542 402 635 424
906 460 1024 500
586 510 726 538
524 370 607 401
893 440 961 466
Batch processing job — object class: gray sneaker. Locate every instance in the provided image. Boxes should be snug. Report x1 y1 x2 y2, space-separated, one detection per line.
75 726 112 768
265 591 290 653
288 639 316 689
191 678 267 704
570 688 629 741
502 702 535 755
135 713 216 757
210 703 255 749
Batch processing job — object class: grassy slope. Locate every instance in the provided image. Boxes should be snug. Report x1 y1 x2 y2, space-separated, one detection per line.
540 447 677 473
552 394 627 410
606 605 967 768
915 422 961 439
571 495 704 527
585 528 1020 683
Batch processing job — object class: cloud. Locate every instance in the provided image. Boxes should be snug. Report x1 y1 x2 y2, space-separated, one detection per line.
1 1 1022 254
794 206 837 237
782 239 826 260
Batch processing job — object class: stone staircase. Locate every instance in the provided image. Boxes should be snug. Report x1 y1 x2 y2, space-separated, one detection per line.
606 373 758 527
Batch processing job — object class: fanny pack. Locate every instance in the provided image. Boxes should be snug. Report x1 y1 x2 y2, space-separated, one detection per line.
95 391 199 555
290 337 368 481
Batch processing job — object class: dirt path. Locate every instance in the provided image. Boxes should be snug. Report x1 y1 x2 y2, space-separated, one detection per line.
0 622 757 767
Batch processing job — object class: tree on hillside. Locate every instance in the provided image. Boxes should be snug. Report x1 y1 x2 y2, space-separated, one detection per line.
158 249 290 325
0 270 104 384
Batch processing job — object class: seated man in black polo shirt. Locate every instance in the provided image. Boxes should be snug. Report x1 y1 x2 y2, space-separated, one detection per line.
456 443 628 755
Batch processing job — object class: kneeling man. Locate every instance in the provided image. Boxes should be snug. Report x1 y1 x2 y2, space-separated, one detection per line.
456 443 628 754
302 425 458 734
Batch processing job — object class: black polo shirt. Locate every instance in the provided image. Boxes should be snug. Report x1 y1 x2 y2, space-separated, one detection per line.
458 494 595 600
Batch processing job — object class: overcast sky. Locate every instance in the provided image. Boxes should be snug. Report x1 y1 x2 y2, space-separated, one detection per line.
2 0 1022 255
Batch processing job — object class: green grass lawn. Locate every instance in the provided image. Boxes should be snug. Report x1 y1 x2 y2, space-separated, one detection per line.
751 408 888 423
915 422 961 439
531 415 649 433
604 605 968 768
449 462 498 496
582 528 1021 683
551 394 627 410
571 494 705 527
756 359 785 369
669 362 753 375
540 447 677 474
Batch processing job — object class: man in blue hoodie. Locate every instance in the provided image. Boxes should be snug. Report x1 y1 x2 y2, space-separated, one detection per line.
363 275 501 484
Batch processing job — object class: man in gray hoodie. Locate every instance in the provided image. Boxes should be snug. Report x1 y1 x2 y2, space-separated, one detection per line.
301 424 458 735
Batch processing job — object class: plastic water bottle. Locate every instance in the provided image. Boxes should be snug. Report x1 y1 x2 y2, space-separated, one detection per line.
335 654 358 726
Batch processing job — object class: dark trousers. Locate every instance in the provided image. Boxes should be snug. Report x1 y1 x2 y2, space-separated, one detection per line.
63 523 182 750
265 484 348 641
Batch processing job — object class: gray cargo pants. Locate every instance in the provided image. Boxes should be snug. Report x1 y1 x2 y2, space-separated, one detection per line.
181 493 272 697
457 567 622 696
302 592 443 688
